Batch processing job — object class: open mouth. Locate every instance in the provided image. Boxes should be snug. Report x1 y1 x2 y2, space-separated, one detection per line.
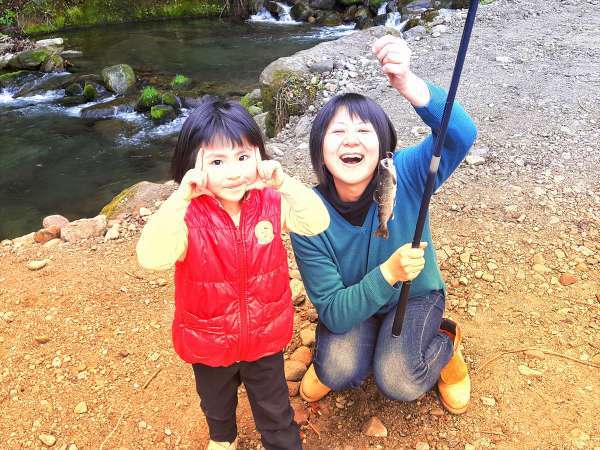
339 153 364 165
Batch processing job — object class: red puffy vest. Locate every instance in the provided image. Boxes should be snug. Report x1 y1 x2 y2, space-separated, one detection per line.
172 188 293 367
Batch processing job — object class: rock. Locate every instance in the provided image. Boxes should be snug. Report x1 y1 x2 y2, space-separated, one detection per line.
266 144 284 158
290 279 306 305
559 274 577 286
139 207 152 217
284 360 307 381
495 56 514 63
287 381 300 397
0 70 41 89
43 215 70 229
36 38 64 47
362 416 388 437
459 252 471 264
309 59 333 73
8 48 51 70
415 442 430 450
300 327 316 346
481 396 496 407
150 104 176 122
104 225 120 241
101 181 176 219
35 336 50 344
41 54 64 73
518 364 543 378
482 273 495 282
254 112 269 137
294 115 312 139
0 53 13 70
570 429 590 449
101 64 136 94
74 401 88 414
61 50 84 58
524 349 546 360
34 226 61 244
28 259 50 271
430 407 444 416
60 215 108 243
532 264 549 274
80 97 137 120
533 254 545 265
291 1 313 21
290 346 312 366
309 0 335 9
465 154 485 166
404 25 427 40
39 434 57 446
292 403 309 424
43 239 62 249
259 58 309 87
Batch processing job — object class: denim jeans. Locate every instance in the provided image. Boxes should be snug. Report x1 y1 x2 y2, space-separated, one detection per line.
313 290 453 401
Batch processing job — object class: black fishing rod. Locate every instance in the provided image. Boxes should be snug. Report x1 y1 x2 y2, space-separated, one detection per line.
391 0 479 338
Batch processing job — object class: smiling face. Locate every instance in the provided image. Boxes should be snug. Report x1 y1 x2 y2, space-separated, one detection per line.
322 107 380 201
195 137 259 207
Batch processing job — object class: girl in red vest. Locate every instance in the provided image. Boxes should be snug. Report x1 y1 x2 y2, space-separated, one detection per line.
137 98 329 450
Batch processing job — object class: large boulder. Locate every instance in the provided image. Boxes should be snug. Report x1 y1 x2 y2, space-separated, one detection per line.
14 73 76 97
100 181 177 219
40 54 65 73
0 70 43 89
101 64 136 94
291 1 313 21
309 0 335 10
80 97 136 120
7 47 52 70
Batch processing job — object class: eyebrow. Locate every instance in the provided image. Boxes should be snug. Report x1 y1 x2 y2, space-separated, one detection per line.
203 148 252 158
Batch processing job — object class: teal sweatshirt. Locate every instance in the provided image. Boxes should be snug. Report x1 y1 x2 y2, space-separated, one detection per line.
290 83 477 334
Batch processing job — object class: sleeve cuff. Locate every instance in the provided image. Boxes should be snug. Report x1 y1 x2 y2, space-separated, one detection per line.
413 82 448 126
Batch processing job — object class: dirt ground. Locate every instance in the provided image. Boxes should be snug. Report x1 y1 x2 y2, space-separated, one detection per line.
1 0 599 448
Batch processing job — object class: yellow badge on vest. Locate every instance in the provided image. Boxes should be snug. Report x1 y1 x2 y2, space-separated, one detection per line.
255 220 275 245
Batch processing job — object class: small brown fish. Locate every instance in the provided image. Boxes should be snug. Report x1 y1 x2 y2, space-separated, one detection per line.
374 153 397 239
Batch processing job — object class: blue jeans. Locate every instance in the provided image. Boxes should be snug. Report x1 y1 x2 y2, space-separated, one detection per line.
313 290 453 401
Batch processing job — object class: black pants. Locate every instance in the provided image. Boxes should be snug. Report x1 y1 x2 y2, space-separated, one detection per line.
192 352 301 450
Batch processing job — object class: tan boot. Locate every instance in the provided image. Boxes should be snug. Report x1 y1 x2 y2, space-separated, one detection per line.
300 364 331 402
206 437 238 450
437 318 470 414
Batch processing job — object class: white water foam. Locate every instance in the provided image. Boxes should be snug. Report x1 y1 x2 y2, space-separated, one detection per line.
249 3 301 24
0 89 64 106
117 108 190 146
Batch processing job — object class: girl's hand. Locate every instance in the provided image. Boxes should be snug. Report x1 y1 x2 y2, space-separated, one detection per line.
247 160 286 191
372 35 430 107
176 168 213 202
380 242 428 285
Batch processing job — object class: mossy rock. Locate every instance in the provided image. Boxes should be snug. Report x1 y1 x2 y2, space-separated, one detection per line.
291 2 313 21
171 74 192 89
137 86 162 111
161 92 180 109
83 82 98 100
261 71 317 137
248 105 263 116
57 95 88 107
0 70 41 88
65 82 84 96
101 64 136 94
318 11 342 25
41 54 64 73
7 48 51 70
150 104 176 122
100 181 177 220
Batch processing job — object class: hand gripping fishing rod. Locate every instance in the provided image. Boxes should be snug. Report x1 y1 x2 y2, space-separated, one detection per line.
391 0 479 338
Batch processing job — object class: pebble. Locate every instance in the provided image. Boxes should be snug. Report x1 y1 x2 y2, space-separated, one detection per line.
532 264 549 274
481 395 496 407
27 259 49 271
559 274 577 286
74 401 88 414
361 416 388 437
518 364 543 378
524 349 546 360
415 442 430 450
430 407 444 416
290 346 312 366
287 381 300 397
482 273 495 282
139 207 152 217
35 336 50 344
39 434 57 446
290 279 306 305
495 56 514 63
104 225 120 241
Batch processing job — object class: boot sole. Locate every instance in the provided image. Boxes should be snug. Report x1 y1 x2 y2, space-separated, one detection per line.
439 392 468 415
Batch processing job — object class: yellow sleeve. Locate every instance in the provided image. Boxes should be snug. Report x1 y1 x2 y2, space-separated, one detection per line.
136 191 189 271
279 175 330 236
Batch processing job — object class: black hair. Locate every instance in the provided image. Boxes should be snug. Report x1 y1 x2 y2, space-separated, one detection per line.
308 93 397 185
171 96 268 183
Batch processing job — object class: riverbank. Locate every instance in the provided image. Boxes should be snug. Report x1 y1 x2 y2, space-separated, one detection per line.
0 0 599 448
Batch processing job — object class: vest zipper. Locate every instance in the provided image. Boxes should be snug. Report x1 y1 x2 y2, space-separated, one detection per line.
235 206 249 360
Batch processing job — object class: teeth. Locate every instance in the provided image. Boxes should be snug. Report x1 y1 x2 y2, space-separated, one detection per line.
340 154 364 164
